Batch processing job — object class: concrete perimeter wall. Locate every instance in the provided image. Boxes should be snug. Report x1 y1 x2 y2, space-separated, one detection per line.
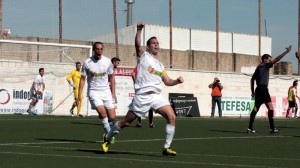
1 60 298 117
0 36 293 75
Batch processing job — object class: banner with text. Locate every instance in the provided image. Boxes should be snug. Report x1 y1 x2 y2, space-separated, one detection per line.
0 88 53 115
114 67 135 116
221 96 254 117
221 95 289 117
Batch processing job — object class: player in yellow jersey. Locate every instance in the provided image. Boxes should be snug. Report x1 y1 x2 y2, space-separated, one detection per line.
66 62 84 117
286 80 300 118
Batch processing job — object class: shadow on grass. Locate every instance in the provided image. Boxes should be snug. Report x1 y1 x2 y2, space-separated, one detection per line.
71 121 102 126
77 148 163 157
208 129 246 134
273 126 299 129
36 138 97 144
70 121 142 128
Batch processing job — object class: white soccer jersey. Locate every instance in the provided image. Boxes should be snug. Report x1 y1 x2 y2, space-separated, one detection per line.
31 75 45 91
81 55 114 91
134 51 165 95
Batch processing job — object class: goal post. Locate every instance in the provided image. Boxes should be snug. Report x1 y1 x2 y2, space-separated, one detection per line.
0 39 93 59
0 40 92 116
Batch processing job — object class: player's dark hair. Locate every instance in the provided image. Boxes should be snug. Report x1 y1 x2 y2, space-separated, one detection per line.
39 68 44 72
111 57 120 63
293 80 298 86
146 37 157 46
75 62 81 65
92 42 103 51
261 54 271 62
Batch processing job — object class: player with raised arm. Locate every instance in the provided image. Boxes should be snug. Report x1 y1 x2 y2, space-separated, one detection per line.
102 22 184 156
247 45 292 134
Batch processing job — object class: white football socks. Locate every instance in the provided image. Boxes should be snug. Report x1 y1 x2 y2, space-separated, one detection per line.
164 124 175 149
101 117 110 134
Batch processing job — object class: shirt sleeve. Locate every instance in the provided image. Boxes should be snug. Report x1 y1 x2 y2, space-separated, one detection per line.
34 75 40 83
81 62 87 76
107 61 114 75
66 71 73 81
267 62 273 68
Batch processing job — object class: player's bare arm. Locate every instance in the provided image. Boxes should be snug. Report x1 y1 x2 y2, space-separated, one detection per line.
77 75 86 104
34 82 38 92
109 74 117 103
132 72 136 83
272 45 292 64
135 22 145 58
162 74 184 86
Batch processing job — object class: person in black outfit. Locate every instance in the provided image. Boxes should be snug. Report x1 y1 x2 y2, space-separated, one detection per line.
247 45 292 134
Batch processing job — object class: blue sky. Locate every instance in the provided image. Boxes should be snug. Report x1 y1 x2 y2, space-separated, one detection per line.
2 0 298 72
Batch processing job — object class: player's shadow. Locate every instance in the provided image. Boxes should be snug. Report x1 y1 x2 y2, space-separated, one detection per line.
77 149 163 157
208 129 246 134
36 138 97 144
266 126 299 129
71 121 101 126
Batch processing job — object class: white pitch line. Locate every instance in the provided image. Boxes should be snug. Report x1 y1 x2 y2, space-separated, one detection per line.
98 135 291 143
0 151 284 168
9 144 300 163
1 135 299 163
3 143 300 163
0 135 291 146
179 153 300 161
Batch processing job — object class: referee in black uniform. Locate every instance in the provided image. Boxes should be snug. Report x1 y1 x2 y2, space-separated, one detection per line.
247 45 292 134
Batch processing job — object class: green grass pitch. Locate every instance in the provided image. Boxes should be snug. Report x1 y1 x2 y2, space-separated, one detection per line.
0 115 300 168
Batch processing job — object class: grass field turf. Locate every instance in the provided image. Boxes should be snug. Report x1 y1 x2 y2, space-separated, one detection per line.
0 115 300 168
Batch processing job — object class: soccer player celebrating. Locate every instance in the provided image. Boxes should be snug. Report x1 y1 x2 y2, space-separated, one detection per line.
102 22 184 156
77 42 116 143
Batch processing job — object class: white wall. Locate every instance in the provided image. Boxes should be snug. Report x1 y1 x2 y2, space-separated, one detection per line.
92 24 272 56
1 60 298 117
164 70 298 117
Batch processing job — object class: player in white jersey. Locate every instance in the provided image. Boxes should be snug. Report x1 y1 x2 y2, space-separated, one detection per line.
77 42 116 143
27 68 45 115
102 22 184 156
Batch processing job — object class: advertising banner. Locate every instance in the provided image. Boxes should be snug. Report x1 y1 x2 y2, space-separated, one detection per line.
170 97 200 117
221 95 289 117
221 96 254 117
114 67 135 116
0 88 53 115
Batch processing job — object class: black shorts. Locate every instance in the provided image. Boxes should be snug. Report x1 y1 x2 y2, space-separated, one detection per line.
288 101 296 108
254 85 271 108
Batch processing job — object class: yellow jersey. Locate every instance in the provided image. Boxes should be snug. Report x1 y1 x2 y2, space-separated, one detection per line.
66 70 81 88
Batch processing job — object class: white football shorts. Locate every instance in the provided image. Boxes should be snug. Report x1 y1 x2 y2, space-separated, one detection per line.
129 93 170 117
88 89 114 110
30 89 42 100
